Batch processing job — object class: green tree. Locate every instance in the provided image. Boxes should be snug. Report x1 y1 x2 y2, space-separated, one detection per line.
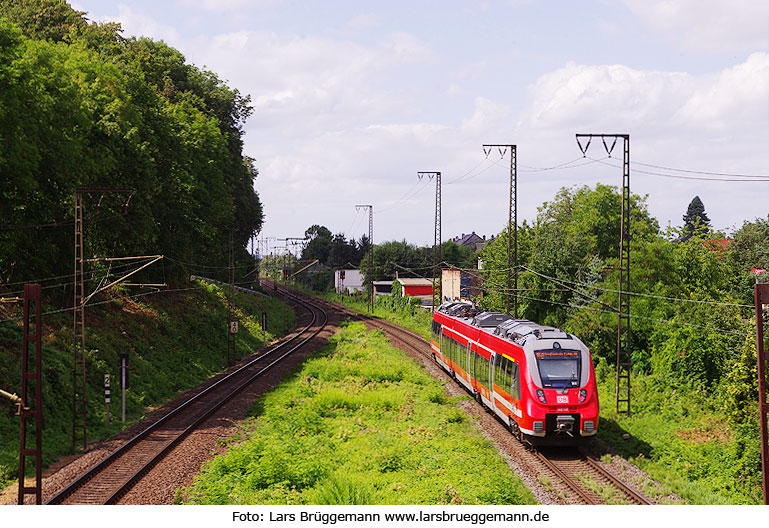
681 195 711 241
302 225 333 264
478 183 658 325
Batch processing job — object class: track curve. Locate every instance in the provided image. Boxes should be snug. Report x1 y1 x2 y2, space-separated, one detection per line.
47 284 328 505
295 290 653 505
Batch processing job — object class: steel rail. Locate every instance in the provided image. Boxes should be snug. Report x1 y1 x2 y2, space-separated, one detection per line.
531 450 597 504
47 286 326 505
308 295 654 505
584 455 651 505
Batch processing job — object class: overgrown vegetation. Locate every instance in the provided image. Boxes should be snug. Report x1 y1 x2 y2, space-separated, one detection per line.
298 185 768 504
475 186 769 504
181 322 535 505
0 279 296 490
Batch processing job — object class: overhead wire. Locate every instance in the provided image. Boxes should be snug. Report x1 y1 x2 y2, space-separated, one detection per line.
632 160 769 179
376 178 431 213
477 279 748 337
590 157 769 182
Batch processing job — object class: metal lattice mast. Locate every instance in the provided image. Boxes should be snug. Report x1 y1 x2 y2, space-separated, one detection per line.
577 134 631 414
483 145 517 317
418 173 441 308
755 281 769 504
227 228 236 365
72 188 134 449
356 205 374 312
73 191 86 450
18 284 42 505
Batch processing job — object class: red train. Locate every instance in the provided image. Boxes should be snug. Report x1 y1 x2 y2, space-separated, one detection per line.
431 301 599 445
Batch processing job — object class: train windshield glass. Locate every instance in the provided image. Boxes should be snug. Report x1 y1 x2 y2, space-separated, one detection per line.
534 349 581 388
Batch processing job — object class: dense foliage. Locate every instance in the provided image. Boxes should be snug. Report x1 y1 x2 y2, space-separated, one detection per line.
181 322 535 505
478 184 768 502
0 1 262 287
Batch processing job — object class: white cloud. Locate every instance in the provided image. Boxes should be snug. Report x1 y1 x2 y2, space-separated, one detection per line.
621 0 769 52
93 4 183 48
189 29 434 136
518 53 769 139
514 54 769 231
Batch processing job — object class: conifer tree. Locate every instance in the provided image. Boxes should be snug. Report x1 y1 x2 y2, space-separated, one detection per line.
682 196 711 241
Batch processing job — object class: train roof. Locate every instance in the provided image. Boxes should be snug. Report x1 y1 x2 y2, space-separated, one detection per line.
435 302 572 347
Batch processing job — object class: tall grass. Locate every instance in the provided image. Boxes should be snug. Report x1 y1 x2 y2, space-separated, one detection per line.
594 361 762 504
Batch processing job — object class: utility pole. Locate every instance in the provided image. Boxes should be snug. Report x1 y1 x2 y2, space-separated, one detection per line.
754 277 769 504
418 173 441 310
576 134 631 415
356 205 374 313
483 144 517 317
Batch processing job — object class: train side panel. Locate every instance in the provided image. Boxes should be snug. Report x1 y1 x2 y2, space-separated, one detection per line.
431 308 599 445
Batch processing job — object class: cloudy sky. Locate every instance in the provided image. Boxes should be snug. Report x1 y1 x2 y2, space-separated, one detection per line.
71 0 769 253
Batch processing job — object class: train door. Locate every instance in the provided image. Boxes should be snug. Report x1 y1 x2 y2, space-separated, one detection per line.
474 351 489 404
439 331 446 369
462 343 472 388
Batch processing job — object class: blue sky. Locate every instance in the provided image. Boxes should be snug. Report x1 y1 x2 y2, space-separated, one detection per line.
71 1 769 253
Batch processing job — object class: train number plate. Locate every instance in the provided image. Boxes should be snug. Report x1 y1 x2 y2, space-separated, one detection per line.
557 395 569 404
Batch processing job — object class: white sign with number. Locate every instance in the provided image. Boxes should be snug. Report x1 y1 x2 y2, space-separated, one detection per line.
104 374 110 388
230 321 239 334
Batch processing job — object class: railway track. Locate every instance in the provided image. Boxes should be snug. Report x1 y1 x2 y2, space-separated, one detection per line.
533 448 651 505
301 291 652 505
47 286 328 505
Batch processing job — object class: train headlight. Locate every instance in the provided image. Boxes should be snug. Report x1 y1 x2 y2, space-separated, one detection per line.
536 389 546 403
578 389 587 403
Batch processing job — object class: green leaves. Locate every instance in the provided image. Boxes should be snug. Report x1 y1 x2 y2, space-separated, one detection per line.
0 13 263 285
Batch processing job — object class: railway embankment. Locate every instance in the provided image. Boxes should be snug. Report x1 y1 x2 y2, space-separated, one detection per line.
180 320 536 505
320 292 762 504
0 279 296 501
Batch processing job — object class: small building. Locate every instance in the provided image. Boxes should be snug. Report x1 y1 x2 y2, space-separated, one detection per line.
442 267 483 302
395 277 434 297
334 269 364 294
451 231 490 251
373 280 393 296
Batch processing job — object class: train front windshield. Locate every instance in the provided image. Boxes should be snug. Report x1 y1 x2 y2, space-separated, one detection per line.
535 349 581 388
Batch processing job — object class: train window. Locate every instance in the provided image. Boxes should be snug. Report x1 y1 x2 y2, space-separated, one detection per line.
493 356 504 390
465 344 472 374
475 354 488 388
510 362 520 400
534 349 581 388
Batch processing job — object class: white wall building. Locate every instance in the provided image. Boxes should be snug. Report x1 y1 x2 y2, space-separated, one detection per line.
334 269 364 294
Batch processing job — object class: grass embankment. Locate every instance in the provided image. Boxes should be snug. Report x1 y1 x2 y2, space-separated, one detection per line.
594 362 761 504
0 279 296 491
314 288 763 504
320 291 433 341
181 321 535 505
